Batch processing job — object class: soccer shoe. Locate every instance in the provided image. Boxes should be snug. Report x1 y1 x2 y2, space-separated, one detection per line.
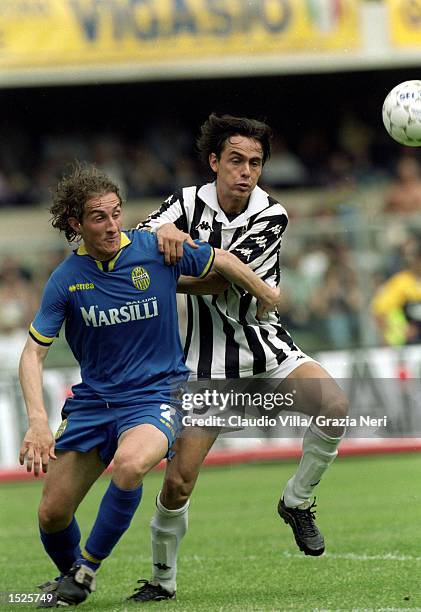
36 577 63 608
54 564 96 606
127 580 175 603
277 497 325 556
38 578 61 593
36 595 63 609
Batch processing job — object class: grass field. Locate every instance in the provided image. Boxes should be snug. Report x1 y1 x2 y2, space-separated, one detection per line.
1 453 421 611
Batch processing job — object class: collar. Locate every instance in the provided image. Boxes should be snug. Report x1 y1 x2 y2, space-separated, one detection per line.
197 182 269 227
76 231 131 257
76 232 131 271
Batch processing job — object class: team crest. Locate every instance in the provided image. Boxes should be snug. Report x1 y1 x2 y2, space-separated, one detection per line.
131 266 150 291
55 418 68 440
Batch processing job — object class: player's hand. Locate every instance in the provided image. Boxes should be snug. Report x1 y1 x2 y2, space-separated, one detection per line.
19 419 56 477
256 286 281 320
156 223 198 265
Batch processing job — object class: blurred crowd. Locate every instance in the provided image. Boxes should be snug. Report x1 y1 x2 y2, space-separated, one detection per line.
2 117 421 353
278 229 421 351
1 218 421 355
0 112 417 207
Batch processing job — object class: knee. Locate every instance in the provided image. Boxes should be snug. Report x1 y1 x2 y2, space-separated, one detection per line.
38 498 73 533
112 451 148 488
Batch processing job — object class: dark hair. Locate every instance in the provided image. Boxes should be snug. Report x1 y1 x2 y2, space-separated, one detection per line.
196 113 272 166
50 162 122 242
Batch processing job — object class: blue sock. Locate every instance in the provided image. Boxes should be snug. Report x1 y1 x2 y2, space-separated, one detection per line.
79 480 143 571
39 516 81 575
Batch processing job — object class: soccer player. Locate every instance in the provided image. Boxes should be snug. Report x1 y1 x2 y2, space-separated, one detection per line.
18 162 280 607
131 114 349 603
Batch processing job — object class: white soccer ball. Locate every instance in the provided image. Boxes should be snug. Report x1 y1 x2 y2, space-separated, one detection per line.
382 80 421 147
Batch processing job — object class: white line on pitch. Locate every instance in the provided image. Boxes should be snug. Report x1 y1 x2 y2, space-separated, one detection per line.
282 551 421 562
121 551 421 564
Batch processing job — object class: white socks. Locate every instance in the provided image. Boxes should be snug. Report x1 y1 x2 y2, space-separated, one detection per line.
282 423 343 508
150 492 189 593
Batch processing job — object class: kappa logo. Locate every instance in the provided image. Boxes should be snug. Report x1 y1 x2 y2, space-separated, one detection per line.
269 224 283 237
195 221 213 232
131 266 150 291
236 247 253 261
252 235 268 249
154 563 171 570
164 194 178 206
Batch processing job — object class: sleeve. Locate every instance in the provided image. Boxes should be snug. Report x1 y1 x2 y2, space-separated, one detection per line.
137 190 188 233
29 274 68 346
229 205 288 276
178 241 215 279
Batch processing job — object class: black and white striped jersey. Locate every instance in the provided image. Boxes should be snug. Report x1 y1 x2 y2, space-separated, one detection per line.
138 182 299 378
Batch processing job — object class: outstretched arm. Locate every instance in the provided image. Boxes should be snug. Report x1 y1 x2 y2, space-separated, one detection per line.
177 270 230 295
212 248 280 319
18 336 56 476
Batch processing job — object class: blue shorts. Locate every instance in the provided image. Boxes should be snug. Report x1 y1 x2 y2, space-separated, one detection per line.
54 394 183 466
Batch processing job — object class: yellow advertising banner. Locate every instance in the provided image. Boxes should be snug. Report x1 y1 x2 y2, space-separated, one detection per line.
0 0 360 69
386 0 421 46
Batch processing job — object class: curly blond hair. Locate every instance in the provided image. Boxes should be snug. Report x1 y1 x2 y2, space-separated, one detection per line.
50 161 122 242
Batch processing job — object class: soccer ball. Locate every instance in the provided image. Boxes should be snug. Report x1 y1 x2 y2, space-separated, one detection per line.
382 80 421 147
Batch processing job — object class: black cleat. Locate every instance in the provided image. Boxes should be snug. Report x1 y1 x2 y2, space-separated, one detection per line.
36 595 62 609
36 577 62 608
277 498 325 556
54 564 96 606
127 580 175 603
38 578 61 593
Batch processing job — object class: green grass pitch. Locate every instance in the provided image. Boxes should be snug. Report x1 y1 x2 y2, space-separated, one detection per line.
1 453 421 611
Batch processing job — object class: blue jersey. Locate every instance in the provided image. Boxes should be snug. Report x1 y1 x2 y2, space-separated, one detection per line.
30 230 214 403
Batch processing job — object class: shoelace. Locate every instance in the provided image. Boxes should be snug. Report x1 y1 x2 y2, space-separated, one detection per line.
295 500 319 537
38 579 61 593
131 580 154 595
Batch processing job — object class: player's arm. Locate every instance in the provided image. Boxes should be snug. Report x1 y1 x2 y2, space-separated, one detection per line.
18 273 66 476
177 270 230 295
179 243 279 316
177 207 289 295
156 223 198 265
138 191 197 265
19 336 56 476
229 207 288 276
212 248 280 318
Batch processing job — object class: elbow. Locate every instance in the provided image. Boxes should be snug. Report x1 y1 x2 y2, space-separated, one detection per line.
200 268 231 294
211 275 230 294
212 249 241 289
213 248 236 273
19 337 47 373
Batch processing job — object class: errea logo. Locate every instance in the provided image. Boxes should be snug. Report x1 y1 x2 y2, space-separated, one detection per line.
69 283 95 292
